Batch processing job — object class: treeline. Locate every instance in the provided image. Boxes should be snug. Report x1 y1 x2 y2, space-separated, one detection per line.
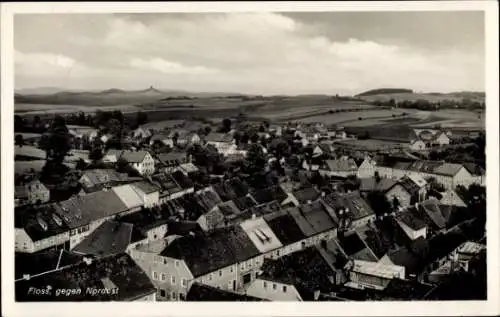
357 88 413 96
371 98 485 111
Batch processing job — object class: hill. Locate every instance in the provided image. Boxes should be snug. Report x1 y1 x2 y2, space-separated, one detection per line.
356 88 413 97
356 89 485 103
14 87 243 106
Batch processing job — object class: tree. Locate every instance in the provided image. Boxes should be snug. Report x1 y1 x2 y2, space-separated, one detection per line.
14 115 25 132
15 134 24 146
221 118 232 133
75 158 87 170
136 111 148 126
89 148 103 162
245 144 266 174
116 157 129 173
250 133 259 143
367 191 392 217
43 115 71 164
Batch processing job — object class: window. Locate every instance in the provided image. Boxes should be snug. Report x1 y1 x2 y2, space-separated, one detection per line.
172 292 177 300
153 271 158 280
230 266 234 273
208 274 213 281
171 276 176 285
277 250 281 256
160 290 166 297
219 270 223 277
164 258 168 265
161 273 166 281
283 286 287 293
263 281 267 289
241 263 245 270
182 279 187 287
273 284 277 290
175 260 179 267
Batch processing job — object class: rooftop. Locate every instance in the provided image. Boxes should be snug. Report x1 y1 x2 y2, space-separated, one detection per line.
325 158 358 172
186 283 263 301
16 253 156 301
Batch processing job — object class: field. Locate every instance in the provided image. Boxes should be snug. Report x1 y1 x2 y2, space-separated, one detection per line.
357 91 485 103
335 139 409 151
15 103 141 115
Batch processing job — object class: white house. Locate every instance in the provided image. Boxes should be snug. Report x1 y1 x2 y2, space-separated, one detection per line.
346 260 405 291
120 150 155 176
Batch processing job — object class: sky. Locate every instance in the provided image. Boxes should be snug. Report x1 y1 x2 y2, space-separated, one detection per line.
14 11 485 95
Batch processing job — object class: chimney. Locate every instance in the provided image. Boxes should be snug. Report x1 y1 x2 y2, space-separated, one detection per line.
321 191 326 197
252 213 256 220
313 290 321 301
189 231 195 237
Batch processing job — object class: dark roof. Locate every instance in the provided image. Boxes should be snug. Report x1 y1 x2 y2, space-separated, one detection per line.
292 187 321 204
54 190 129 229
132 181 160 194
325 158 357 172
72 220 134 257
324 192 374 220
385 238 430 274
186 283 263 301
396 207 427 231
463 162 485 176
15 249 84 280
252 186 288 205
264 209 307 245
152 173 182 194
212 177 250 201
157 152 187 165
161 226 260 277
259 246 337 300
118 208 169 234
232 196 257 211
299 201 338 234
383 279 435 300
15 253 156 301
419 200 447 229
170 170 194 189
205 132 233 143
359 178 398 193
120 150 150 163
398 176 422 196
195 188 223 213
337 233 378 262
80 169 126 189
15 204 70 242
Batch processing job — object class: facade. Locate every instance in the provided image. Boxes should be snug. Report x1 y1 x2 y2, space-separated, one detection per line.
347 260 405 291
15 180 50 206
121 151 155 176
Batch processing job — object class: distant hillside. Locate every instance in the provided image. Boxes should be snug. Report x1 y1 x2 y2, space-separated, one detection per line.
357 88 413 97
14 87 244 106
356 88 485 103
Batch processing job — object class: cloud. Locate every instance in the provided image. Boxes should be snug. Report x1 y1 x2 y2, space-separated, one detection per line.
14 12 485 94
130 57 218 75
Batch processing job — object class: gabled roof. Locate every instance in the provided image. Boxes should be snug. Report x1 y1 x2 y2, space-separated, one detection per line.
263 209 307 245
186 283 263 301
398 176 423 196
433 163 465 177
195 188 223 213
157 152 187 164
132 181 160 195
15 253 156 301
292 187 321 204
72 220 134 257
337 233 378 262
462 163 485 176
205 132 233 143
359 178 398 193
240 217 283 253
15 204 70 242
55 190 129 229
233 196 257 211
120 150 150 163
299 200 338 235
324 192 374 221
325 158 358 172
252 186 288 205
112 184 144 209
395 207 427 231
419 200 447 229
161 226 260 277
80 169 126 189
15 145 46 160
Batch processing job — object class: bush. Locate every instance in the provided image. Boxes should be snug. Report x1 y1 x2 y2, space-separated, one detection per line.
358 117 363 120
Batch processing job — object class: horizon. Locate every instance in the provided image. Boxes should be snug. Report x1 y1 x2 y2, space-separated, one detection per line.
15 12 485 95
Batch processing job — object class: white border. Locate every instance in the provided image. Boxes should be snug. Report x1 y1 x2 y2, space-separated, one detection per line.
2 2 499 317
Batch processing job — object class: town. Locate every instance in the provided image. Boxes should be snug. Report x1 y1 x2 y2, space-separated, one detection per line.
14 104 486 302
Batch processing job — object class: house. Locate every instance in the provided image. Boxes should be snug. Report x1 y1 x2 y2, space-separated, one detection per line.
204 132 235 154
323 192 376 230
54 190 132 249
15 204 71 253
157 152 189 173
212 177 250 201
120 150 155 176
132 127 152 139
463 163 486 186
411 129 450 147
129 226 261 301
268 124 282 137
320 158 358 178
252 186 289 206
439 190 467 207
409 140 427 151
346 259 406 291
15 180 50 206
132 181 160 207
102 149 123 163
117 209 170 248
79 169 131 193
359 177 413 209
197 200 243 232
246 246 341 301
149 133 172 146
394 207 428 241
186 283 263 301
112 184 145 212
336 233 379 262
281 187 321 207
399 174 428 203
173 162 199 176
152 173 193 204
72 220 135 257
313 144 334 157
15 253 156 301
171 130 201 147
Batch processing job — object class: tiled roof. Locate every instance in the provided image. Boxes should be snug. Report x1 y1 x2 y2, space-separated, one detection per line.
217 200 242 217
337 233 378 262
264 209 307 245
205 132 233 143
462 163 485 176
259 246 337 300
359 178 398 193
15 253 156 301
325 159 357 172
170 170 194 189
432 163 464 177
252 186 288 205
132 181 160 195
292 187 321 204
15 204 70 242
398 176 422 196
396 207 427 231
118 208 169 236
324 192 374 221
186 283 263 301
195 188 223 213
240 217 283 253
55 190 129 229
80 169 126 189
161 226 260 277
300 201 338 235
120 150 150 163
419 200 447 229
112 184 144 209
232 196 257 211
157 152 187 165
72 220 134 257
